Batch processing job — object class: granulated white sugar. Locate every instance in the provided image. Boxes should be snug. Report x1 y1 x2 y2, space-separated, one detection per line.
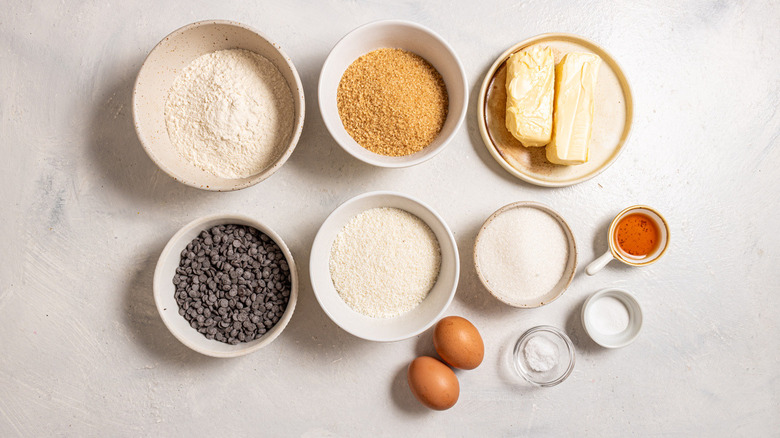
165 49 294 179
329 207 441 318
476 207 568 304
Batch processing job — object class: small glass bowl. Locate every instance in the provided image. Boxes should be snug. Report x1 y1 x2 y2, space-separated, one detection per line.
513 325 575 387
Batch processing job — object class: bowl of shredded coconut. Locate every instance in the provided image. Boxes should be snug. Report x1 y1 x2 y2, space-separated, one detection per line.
309 191 459 342
133 20 305 191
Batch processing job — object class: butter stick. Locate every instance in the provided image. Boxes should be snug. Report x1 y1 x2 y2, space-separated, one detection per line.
505 46 555 147
547 52 601 165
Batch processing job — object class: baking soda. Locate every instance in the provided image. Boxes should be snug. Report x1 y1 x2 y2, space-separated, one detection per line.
589 296 629 334
524 335 559 372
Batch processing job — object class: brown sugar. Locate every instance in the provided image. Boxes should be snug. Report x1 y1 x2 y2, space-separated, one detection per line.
336 48 449 157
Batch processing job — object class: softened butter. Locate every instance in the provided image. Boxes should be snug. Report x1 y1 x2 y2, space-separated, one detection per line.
505 46 555 147
547 52 601 165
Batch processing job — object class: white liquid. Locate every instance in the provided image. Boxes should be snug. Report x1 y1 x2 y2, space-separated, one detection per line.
588 296 629 335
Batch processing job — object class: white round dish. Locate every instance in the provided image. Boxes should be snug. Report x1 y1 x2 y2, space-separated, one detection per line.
477 33 633 187
581 288 643 348
474 201 577 307
309 191 459 342
133 20 305 191
153 214 298 357
318 20 468 168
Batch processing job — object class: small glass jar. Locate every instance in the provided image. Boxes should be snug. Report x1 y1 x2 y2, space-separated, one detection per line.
513 325 575 387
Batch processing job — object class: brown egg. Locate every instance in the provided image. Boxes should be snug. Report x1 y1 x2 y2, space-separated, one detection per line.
433 316 484 370
407 356 459 410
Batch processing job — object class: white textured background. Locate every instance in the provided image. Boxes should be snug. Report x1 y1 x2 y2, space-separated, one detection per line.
1 0 778 436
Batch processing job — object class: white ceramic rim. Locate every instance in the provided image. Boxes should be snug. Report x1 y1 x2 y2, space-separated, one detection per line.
581 288 643 348
317 19 468 168
476 32 634 187
473 201 578 307
153 214 298 357
132 19 306 191
309 190 460 342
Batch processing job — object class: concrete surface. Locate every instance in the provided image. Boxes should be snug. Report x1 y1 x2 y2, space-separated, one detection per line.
1 0 778 436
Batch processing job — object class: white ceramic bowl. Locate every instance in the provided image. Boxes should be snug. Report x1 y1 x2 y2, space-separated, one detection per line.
474 202 577 307
309 191 459 342
133 20 305 191
581 288 643 348
318 20 468 168
154 214 298 357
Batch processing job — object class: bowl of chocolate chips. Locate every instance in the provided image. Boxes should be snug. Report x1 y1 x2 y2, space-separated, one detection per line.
153 214 298 357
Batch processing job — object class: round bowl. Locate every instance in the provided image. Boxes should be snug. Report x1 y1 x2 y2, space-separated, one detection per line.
474 202 577 307
513 325 575 387
153 214 298 357
309 191 459 342
133 20 305 191
318 20 468 168
581 288 643 348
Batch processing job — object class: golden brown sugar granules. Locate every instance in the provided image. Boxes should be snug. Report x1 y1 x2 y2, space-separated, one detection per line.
336 48 449 157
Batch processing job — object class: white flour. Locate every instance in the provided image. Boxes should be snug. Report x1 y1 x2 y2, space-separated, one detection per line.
165 49 294 179
329 208 441 319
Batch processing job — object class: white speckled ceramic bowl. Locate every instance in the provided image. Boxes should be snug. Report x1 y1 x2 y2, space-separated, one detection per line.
309 191 459 342
153 214 298 357
133 20 305 191
318 20 468 168
474 201 577 307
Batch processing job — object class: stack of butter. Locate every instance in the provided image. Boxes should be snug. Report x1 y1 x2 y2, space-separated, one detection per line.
505 46 601 165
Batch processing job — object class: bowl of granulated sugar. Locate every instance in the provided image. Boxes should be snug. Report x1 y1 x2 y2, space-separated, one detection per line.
474 202 577 308
133 20 305 191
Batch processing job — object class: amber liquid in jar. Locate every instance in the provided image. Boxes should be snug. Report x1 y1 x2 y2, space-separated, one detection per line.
614 213 659 257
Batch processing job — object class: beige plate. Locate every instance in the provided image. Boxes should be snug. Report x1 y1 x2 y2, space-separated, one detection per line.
477 33 633 187
473 202 577 308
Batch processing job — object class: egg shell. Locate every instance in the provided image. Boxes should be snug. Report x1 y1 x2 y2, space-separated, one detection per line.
407 356 459 410
433 316 485 370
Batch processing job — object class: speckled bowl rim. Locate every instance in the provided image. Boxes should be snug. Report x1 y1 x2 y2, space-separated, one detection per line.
153 214 298 357
132 20 305 191
476 33 634 187
473 201 577 308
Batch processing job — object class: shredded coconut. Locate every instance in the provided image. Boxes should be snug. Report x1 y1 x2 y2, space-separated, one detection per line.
164 49 294 179
476 207 568 304
329 208 441 318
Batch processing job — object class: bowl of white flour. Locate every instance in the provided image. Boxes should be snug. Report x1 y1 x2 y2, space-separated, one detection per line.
133 20 305 191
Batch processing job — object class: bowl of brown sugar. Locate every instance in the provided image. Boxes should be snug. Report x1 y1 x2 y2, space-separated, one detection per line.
318 20 468 167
